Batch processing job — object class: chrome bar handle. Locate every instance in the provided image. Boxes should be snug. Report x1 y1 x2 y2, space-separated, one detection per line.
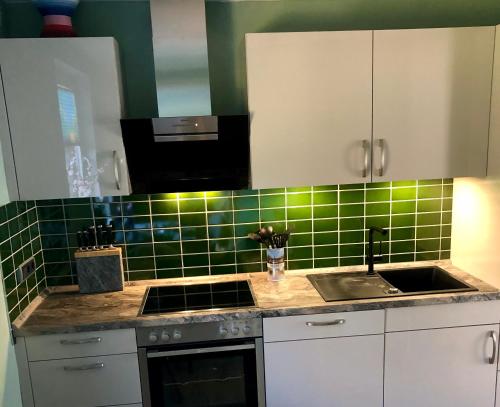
376 139 386 177
63 362 104 372
306 319 346 327
60 337 102 345
488 331 497 364
113 150 121 190
362 140 370 178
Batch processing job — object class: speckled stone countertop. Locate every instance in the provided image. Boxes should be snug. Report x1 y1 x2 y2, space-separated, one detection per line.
12 260 500 336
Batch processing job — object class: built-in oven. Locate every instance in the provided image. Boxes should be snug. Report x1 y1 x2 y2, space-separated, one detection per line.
137 319 265 407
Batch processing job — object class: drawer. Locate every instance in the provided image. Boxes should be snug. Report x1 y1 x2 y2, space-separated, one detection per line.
263 310 384 342
386 301 500 332
30 353 142 407
25 328 136 361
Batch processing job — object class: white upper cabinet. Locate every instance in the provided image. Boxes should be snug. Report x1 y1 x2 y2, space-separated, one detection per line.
0 38 130 200
246 31 373 189
373 27 495 181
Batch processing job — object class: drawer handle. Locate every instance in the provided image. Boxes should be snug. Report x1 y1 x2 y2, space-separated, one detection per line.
306 319 346 327
63 362 105 372
60 337 102 345
488 331 497 364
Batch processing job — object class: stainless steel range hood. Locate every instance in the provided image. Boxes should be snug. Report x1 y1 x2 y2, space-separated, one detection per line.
150 0 212 117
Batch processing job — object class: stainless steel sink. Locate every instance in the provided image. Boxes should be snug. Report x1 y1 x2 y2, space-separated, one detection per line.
307 266 477 302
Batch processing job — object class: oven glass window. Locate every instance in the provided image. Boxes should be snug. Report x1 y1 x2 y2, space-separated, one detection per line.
147 345 258 407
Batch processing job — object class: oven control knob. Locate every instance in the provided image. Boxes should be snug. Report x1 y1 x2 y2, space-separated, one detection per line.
161 331 170 341
219 327 228 337
173 330 182 340
231 327 240 335
148 332 159 343
242 326 251 334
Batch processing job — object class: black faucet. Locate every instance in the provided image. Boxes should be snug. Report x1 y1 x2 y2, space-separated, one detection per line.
366 226 388 275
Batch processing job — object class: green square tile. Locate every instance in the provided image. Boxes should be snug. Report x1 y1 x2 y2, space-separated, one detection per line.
417 185 442 199
233 189 258 197
183 253 209 267
44 248 69 263
339 257 364 266
206 198 232 212
288 233 312 247
392 187 416 201
0 223 9 243
4 272 16 295
287 207 311 220
181 226 207 241
392 201 416 214
184 267 211 277
391 227 415 241
6 291 18 313
314 219 337 233
391 214 415 227
416 226 441 239
391 240 415 253
417 213 441 226
208 212 233 225
418 179 442 186
339 217 363 231
127 257 155 271
9 218 20 235
288 220 312 233
314 232 338 245
182 240 208 254
340 231 364 244
390 253 415 263
260 194 285 208
233 196 259 210
339 190 364 204
442 224 452 237
64 219 90 234
366 202 390 216
237 263 263 273
128 270 156 280
206 191 232 198
287 192 311 206
211 265 237 275
0 206 7 224
313 185 338 191
210 252 235 265
366 189 390 202
313 205 338 219
442 212 452 224
126 243 154 257
123 216 151 230
314 258 339 268
2 257 14 276
125 230 153 243
152 214 178 229
151 200 178 215
366 182 391 189
440 250 451 259
155 255 182 269
179 199 205 213
178 192 204 199
339 204 364 217
180 213 206 227
442 198 452 211
288 260 313 270
339 183 364 190
122 201 150 216
416 252 440 261
261 208 285 222
286 187 311 193
63 198 90 205
150 193 178 200
339 243 364 257
37 206 64 220
287 246 312 260
44 262 72 277
236 250 261 264
234 210 258 224
313 191 338 205
443 184 453 198
236 237 259 251
93 203 122 217
210 239 235 252
315 245 338 258
64 205 92 219
365 216 390 229
391 180 416 187
5 203 18 218
234 223 259 238
154 242 181 256
208 225 234 239
260 188 285 195
416 239 440 252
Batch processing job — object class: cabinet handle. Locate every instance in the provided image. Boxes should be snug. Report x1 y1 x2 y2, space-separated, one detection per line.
113 150 121 190
306 319 346 327
362 140 370 178
63 362 105 372
488 331 497 364
376 139 386 177
60 337 102 345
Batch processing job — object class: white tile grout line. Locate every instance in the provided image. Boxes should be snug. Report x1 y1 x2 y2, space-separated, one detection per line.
311 186 316 268
337 184 340 267
389 181 393 260
363 183 367 265
439 180 444 260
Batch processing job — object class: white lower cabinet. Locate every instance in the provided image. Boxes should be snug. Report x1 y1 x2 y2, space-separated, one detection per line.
263 310 384 407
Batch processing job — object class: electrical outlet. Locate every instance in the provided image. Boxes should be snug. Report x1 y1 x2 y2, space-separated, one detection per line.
16 257 35 284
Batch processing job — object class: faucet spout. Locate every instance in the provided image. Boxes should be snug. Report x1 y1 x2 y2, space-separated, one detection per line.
367 226 388 275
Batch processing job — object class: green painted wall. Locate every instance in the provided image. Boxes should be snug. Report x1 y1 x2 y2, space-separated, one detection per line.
3 0 500 115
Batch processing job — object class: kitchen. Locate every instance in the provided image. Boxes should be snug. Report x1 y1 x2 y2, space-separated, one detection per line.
1 0 500 406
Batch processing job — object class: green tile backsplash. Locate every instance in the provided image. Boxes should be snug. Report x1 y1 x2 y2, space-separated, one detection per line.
0 201 45 322
35 179 453 285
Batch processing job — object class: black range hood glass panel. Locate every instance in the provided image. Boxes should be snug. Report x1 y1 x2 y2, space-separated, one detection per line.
121 115 250 194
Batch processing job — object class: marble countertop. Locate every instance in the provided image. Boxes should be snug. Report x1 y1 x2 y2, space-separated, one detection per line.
13 260 500 336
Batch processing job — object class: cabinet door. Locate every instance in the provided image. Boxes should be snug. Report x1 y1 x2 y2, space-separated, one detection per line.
246 31 373 189
0 38 130 200
264 335 384 407
385 325 499 407
373 27 494 181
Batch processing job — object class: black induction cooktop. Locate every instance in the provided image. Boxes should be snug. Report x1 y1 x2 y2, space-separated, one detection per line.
140 280 255 315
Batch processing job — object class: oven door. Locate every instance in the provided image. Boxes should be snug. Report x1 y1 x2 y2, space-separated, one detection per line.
139 339 265 407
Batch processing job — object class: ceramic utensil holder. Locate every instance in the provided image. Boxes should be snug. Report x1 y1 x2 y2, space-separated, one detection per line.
75 247 124 294
267 248 285 281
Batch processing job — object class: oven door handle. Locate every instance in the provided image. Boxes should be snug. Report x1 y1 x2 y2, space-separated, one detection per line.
146 343 256 358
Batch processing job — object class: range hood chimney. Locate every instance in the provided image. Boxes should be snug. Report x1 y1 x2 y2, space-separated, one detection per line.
150 0 212 117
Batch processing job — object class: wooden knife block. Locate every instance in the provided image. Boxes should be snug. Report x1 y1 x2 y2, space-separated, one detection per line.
75 247 124 294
